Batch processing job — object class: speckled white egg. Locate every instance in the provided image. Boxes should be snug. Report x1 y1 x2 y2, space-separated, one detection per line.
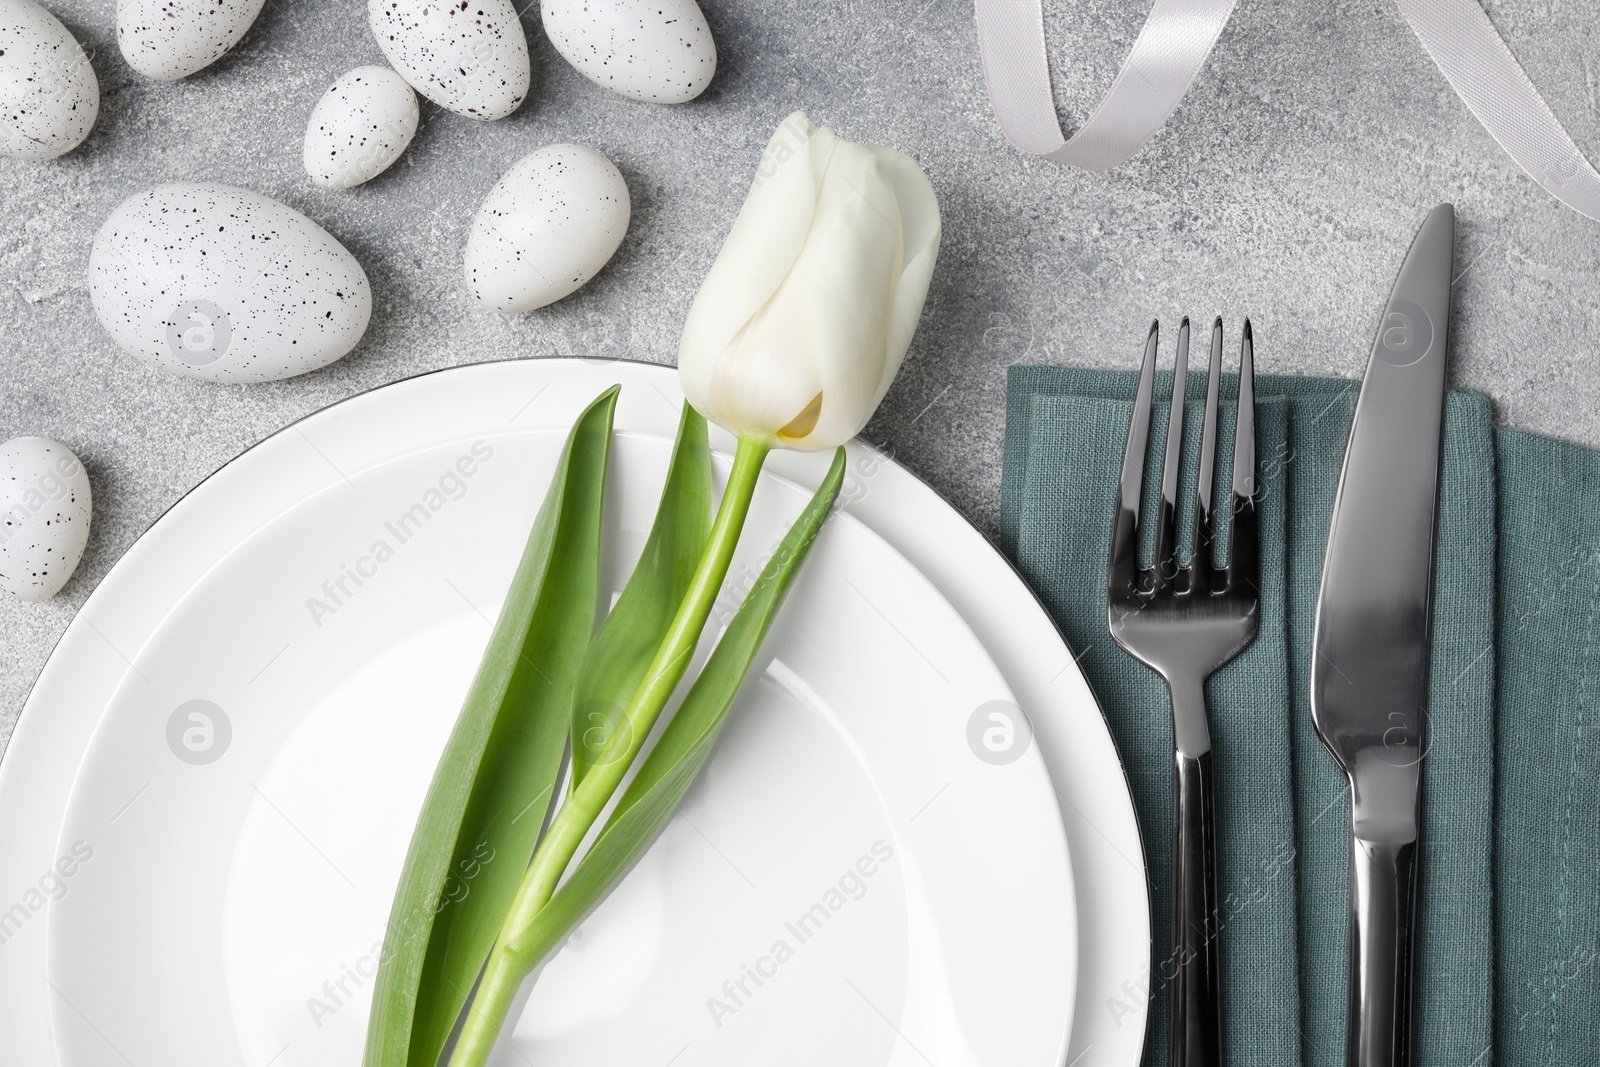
117 0 266 81
0 0 99 160
464 144 630 313
87 182 373 383
0 436 91 602
542 0 715 104
303 66 419 190
369 0 528 120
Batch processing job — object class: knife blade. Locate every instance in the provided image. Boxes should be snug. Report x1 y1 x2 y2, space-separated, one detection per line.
1311 203 1453 1067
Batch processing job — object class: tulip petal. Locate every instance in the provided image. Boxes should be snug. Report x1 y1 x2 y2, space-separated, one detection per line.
801 147 905 451
707 305 824 439
871 145 942 417
679 112 822 426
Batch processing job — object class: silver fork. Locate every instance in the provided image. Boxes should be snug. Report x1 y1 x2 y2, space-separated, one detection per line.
1105 317 1261 1067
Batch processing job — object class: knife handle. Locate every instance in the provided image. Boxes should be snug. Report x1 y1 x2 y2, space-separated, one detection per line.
1347 835 1419 1067
1170 750 1222 1067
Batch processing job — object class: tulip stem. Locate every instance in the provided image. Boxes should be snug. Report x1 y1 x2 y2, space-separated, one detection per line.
446 434 773 1067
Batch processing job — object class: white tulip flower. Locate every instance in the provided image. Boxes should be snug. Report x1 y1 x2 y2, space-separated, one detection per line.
422 115 941 1067
678 111 942 452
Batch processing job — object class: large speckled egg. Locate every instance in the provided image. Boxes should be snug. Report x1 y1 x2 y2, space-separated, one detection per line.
0 0 98 160
87 183 373 383
303 65 419 190
117 0 266 81
542 0 715 104
464 144 630 313
369 0 528 120
0 436 91 603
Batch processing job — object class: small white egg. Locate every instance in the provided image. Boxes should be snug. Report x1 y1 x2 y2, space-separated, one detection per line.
464 144 631 313
117 0 267 81
0 436 91 603
369 0 529 120
87 182 373 383
0 0 99 160
303 65 419 190
542 0 715 104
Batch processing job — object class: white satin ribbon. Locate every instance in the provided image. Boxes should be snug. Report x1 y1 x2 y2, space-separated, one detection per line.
976 0 1600 221
975 0 1238 170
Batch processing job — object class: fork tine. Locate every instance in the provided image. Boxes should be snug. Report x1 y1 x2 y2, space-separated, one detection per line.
1154 318 1190 586
1187 318 1223 593
1227 318 1260 594
1109 321 1160 597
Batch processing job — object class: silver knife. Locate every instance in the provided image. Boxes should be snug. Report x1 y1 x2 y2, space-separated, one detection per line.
1311 203 1453 1067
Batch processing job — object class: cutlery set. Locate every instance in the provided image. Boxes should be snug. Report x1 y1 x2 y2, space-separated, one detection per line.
1107 205 1454 1067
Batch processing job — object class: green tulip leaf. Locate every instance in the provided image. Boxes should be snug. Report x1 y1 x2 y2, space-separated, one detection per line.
503 448 849 973
571 404 711 787
364 387 618 1067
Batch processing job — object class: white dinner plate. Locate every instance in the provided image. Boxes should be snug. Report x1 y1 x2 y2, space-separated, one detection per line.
0 358 1149 1067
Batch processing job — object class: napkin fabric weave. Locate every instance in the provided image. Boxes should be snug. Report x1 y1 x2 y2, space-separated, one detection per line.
1002 366 1600 1067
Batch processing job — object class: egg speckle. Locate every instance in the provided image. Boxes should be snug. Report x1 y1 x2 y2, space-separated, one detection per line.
0 436 92 603
87 183 373 382
368 0 529 121
0 0 98 160
542 0 716 104
117 0 267 81
464 144 631 313
303 65 419 190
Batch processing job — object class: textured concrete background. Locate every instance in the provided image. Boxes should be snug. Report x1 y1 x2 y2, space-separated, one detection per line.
4 0 1599 749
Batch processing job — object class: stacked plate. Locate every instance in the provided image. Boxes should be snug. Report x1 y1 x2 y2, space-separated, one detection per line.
0 360 1148 1067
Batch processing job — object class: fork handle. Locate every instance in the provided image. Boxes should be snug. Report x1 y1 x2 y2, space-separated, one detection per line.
1347 835 1418 1067
1170 750 1222 1067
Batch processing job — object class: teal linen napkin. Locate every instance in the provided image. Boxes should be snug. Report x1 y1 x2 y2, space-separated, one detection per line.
1492 430 1600 1067
1003 366 1599 1067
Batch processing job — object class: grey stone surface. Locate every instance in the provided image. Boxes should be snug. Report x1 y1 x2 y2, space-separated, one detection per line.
4 0 1599 751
